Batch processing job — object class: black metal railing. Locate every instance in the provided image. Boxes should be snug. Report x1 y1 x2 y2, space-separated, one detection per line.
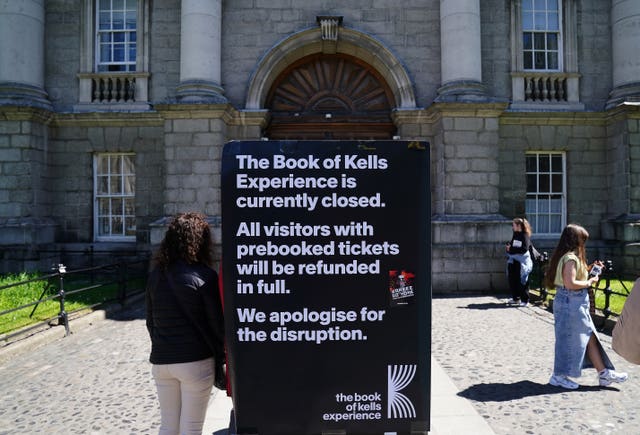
0 258 148 342
530 257 634 324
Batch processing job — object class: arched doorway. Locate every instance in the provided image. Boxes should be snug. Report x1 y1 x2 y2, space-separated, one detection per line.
264 54 396 140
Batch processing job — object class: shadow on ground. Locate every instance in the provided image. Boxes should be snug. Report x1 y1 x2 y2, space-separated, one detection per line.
457 380 619 402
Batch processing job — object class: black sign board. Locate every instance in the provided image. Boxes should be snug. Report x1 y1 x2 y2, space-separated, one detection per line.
221 140 431 435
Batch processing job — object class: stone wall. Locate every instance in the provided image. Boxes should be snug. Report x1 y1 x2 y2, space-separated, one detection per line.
48 113 165 244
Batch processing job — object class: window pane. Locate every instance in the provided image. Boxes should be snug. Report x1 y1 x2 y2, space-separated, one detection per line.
534 33 545 49
113 198 123 215
523 12 533 30
100 45 112 62
526 155 537 172
124 175 135 194
114 0 125 9
539 216 550 234
539 154 550 172
551 174 563 192
112 217 123 235
547 33 558 50
527 174 537 192
552 154 563 172
98 198 110 215
534 13 546 30
548 0 559 9
110 176 122 194
539 174 550 193
550 197 562 212
124 198 135 214
96 156 108 174
523 0 533 10
99 12 111 30
524 52 533 69
550 215 562 233
523 33 533 50
534 52 546 69
97 176 109 194
126 11 136 29
125 217 136 236
534 0 546 9
99 217 110 234
547 52 558 70
122 155 134 173
114 45 125 62
548 12 559 30
99 0 111 10
539 198 549 213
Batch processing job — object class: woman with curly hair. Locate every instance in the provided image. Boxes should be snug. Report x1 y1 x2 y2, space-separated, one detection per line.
146 212 225 434
544 223 627 390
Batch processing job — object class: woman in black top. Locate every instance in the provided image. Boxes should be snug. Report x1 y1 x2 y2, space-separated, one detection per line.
146 212 225 434
505 217 533 306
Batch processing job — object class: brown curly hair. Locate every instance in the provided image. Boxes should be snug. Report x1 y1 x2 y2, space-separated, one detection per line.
153 212 213 269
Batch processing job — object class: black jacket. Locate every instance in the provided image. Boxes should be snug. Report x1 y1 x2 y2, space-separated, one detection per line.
146 260 225 365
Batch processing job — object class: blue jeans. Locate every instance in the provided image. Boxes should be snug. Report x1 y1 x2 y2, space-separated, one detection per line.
553 287 614 377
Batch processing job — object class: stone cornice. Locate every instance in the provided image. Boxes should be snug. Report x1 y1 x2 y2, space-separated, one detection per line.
430 102 510 118
0 105 54 124
51 111 164 127
500 110 608 126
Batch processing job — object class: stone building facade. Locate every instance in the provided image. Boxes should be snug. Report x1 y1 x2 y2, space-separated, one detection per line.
1 0 639 292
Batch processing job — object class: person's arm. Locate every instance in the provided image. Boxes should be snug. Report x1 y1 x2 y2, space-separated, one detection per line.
562 259 599 290
145 268 157 335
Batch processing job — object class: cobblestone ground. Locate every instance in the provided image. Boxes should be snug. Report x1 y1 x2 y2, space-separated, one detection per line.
432 295 640 435
1 296 639 434
0 302 225 435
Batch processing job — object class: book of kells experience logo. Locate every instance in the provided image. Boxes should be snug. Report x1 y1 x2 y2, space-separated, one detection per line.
387 364 417 419
322 364 417 423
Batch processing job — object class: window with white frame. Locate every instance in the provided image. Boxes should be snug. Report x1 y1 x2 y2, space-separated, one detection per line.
522 0 562 71
94 153 136 241
96 0 137 72
525 152 566 235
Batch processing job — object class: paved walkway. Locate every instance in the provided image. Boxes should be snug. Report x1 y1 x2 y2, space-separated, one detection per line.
0 295 637 434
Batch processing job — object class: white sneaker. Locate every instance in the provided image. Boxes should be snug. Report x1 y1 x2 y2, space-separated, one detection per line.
519 301 529 307
505 298 519 305
549 374 579 390
599 369 628 386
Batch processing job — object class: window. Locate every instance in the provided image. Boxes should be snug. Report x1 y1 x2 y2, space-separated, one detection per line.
96 0 137 72
77 0 150 108
510 0 582 108
525 152 565 235
94 153 136 241
522 0 561 71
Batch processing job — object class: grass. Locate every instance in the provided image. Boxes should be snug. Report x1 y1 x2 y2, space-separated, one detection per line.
0 272 145 336
530 275 635 316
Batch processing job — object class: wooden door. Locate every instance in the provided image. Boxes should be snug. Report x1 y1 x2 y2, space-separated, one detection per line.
265 54 396 140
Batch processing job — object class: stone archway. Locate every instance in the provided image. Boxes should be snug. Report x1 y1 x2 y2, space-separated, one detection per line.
265 53 396 140
245 24 417 112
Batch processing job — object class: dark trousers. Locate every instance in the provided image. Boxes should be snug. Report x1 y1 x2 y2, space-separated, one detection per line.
508 261 529 302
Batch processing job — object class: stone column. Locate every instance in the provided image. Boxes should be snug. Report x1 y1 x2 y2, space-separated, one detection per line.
177 0 226 103
608 0 640 108
0 0 50 108
437 0 486 101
